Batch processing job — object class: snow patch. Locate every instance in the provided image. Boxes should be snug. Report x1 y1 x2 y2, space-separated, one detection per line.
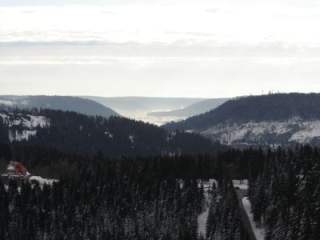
0 113 49 128
185 129 194 133
0 112 50 142
289 121 320 143
27 115 48 128
232 179 249 190
29 176 58 188
104 130 113 138
128 135 135 143
9 130 37 142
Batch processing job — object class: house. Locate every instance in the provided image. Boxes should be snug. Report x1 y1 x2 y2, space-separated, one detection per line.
1 161 31 184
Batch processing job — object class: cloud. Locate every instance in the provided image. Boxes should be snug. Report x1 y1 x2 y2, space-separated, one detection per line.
205 8 219 13
1 3 320 46
21 9 36 14
1 1 320 97
2 40 320 61
1 54 320 98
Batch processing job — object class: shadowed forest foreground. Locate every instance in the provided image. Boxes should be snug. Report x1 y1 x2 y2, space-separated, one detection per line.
0 144 319 240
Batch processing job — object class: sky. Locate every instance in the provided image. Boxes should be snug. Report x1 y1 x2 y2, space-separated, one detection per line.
1 0 320 98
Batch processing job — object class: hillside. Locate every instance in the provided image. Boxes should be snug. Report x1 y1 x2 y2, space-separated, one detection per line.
149 98 228 119
0 95 118 118
0 108 217 156
165 93 320 146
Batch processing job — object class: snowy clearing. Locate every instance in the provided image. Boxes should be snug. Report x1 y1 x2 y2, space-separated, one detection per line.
232 179 249 190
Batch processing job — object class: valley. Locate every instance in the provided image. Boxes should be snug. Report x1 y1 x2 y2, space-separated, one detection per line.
1 0 318 238
1 93 320 240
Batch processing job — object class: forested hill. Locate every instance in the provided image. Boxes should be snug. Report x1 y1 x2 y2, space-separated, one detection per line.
149 98 228 118
165 93 320 146
165 93 320 131
0 108 217 156
0 95 118 118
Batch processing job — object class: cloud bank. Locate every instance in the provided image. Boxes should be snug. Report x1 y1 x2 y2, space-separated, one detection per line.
1 0 320 97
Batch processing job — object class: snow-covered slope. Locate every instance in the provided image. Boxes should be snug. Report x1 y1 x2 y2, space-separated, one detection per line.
0 112 50 142
165 94 320 146
0 108 216 156
200 118 320 145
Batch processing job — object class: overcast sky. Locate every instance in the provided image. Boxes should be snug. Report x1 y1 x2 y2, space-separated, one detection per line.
1 0 320 98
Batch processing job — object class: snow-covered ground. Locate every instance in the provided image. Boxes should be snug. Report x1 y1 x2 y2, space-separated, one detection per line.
232 180 249 190
104 130 113 139
128 135 135 143
242 197 265 240
0 112 50 142
200 117 320 145
29 176 59 188
3 176 58 192
197 179 217 238
289 121 320 143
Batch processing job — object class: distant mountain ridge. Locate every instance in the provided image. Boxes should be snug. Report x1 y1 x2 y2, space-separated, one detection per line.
149 98 228 118
0 95 118 118
165 93 320 146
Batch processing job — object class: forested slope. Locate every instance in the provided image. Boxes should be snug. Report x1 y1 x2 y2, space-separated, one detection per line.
165 93 320 146
0 108 218 156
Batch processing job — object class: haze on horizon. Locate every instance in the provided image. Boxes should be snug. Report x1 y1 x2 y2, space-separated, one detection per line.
1 0 320 98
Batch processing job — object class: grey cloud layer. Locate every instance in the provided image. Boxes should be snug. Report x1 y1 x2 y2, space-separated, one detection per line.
1 0 320 97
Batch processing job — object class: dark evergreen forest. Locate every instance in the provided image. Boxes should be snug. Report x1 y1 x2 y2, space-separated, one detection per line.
0 143 244 240
0 108 219 156
249 146 320 240
0 143 319 239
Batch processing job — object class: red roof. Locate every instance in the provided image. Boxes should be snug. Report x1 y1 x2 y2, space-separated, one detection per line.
5 161 30 176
